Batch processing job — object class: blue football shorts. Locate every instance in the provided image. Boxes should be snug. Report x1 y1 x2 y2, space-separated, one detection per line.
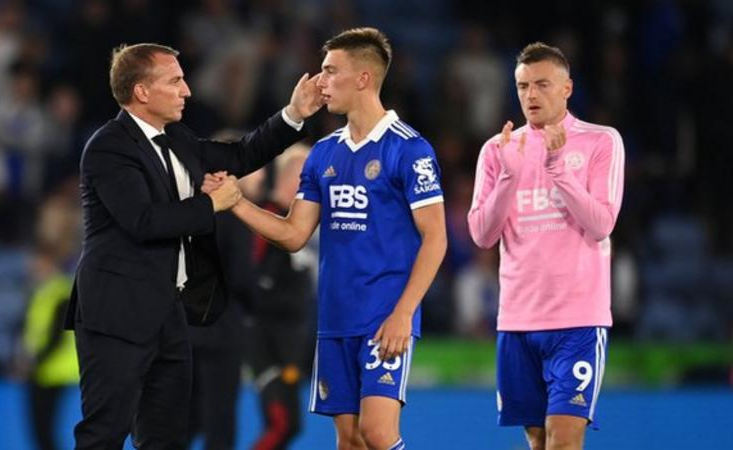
496 327 608 429
308 335 415 416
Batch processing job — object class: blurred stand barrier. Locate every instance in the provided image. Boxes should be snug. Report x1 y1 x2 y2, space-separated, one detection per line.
1 375 732 449
409 338 733 387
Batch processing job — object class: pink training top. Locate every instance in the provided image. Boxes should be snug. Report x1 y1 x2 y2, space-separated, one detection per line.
467 112 624 331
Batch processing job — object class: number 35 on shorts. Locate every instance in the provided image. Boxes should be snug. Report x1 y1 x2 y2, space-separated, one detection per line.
365 339 402 371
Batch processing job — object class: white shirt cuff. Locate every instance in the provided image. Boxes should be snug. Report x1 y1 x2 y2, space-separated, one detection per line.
281 108 304 131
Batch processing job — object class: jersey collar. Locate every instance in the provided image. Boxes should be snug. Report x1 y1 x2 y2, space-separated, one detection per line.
338 110 399 152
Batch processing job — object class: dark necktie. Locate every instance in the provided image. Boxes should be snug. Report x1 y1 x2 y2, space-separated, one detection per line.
152 134 180 199
152 133 192 280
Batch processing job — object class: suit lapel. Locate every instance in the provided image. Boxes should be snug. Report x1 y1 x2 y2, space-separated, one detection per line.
116 110 176 199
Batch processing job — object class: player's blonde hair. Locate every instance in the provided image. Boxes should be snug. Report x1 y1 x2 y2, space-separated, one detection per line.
322 27 392 86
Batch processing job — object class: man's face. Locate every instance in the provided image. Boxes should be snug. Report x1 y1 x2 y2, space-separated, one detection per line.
317 49 361 115
142 53 191 128
515 60 572 128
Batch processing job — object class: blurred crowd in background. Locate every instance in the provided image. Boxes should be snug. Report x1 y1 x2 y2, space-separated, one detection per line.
1 0 733 381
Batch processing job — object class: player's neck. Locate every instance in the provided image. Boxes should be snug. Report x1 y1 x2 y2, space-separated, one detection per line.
530 110 568 130
346 97 386 144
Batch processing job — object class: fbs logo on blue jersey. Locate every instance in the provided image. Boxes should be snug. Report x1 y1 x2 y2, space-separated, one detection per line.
412 157 440 194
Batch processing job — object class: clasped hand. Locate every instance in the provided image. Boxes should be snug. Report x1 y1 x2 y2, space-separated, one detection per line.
202 172 241 212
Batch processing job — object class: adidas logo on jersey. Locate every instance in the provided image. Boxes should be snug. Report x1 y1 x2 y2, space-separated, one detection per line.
569 393 587 407
323 166 337 177
378 372 396 385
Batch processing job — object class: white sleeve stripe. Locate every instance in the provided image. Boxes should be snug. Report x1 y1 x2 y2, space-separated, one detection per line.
295 192 305 199
607 129 624 205
393 120 417 137
571 123 624 205
410 195 444 210
606 130 618 203
388 124 410 140
316 128 344 143
392 121 410 136
397 120 419 136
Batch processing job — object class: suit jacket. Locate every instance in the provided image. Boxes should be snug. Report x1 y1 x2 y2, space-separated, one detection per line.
64 109 303 343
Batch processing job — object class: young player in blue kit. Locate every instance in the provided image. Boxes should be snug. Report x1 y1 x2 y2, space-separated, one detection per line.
204 28 446 450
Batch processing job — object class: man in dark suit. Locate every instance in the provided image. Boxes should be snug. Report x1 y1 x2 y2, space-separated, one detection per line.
63 43 323 449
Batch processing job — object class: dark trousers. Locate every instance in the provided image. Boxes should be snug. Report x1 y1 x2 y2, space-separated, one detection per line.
28 383 64 450
186 346 242 450
73 303 191 450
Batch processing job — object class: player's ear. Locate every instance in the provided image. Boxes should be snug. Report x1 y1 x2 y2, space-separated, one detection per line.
356 71 370 91
564 77 573 100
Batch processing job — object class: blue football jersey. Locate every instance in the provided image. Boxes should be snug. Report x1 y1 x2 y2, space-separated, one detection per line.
297 111 444 338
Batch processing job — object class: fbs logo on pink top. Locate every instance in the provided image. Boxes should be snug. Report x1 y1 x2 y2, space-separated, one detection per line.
516 187 566 213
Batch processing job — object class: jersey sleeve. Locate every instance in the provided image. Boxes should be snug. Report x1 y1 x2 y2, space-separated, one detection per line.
547 128 624 241
399 138 444 209
296 145 321 204
467 136 520 249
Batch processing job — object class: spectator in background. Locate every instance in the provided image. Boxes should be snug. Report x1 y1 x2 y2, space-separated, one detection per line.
0 1 25 95
244 143 316 450
185 129 264 450
445 23 507 140
41 83 84 190
20 178 81 450
0 61 49 198
453 247 499 338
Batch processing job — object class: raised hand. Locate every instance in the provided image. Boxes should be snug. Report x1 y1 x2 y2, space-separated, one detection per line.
543 124 566 152
373 310 412 361
284 72 324 122
543 124 566 174
496 120 526 177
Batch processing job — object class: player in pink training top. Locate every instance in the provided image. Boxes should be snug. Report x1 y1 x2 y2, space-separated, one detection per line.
467 42 624 450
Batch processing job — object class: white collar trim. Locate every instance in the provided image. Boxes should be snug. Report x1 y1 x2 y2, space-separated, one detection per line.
338 110 399 152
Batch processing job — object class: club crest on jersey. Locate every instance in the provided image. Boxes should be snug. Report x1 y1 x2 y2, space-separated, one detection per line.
364 159 381 180
412 156 440 194
564 151 584 171
322 165 337 177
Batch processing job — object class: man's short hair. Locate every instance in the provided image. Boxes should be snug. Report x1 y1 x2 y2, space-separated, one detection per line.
516 42 570 74
109 43 179 106
322 27 392 81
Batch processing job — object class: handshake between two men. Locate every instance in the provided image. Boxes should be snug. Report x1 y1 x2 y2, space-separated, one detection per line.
204 173 242 212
